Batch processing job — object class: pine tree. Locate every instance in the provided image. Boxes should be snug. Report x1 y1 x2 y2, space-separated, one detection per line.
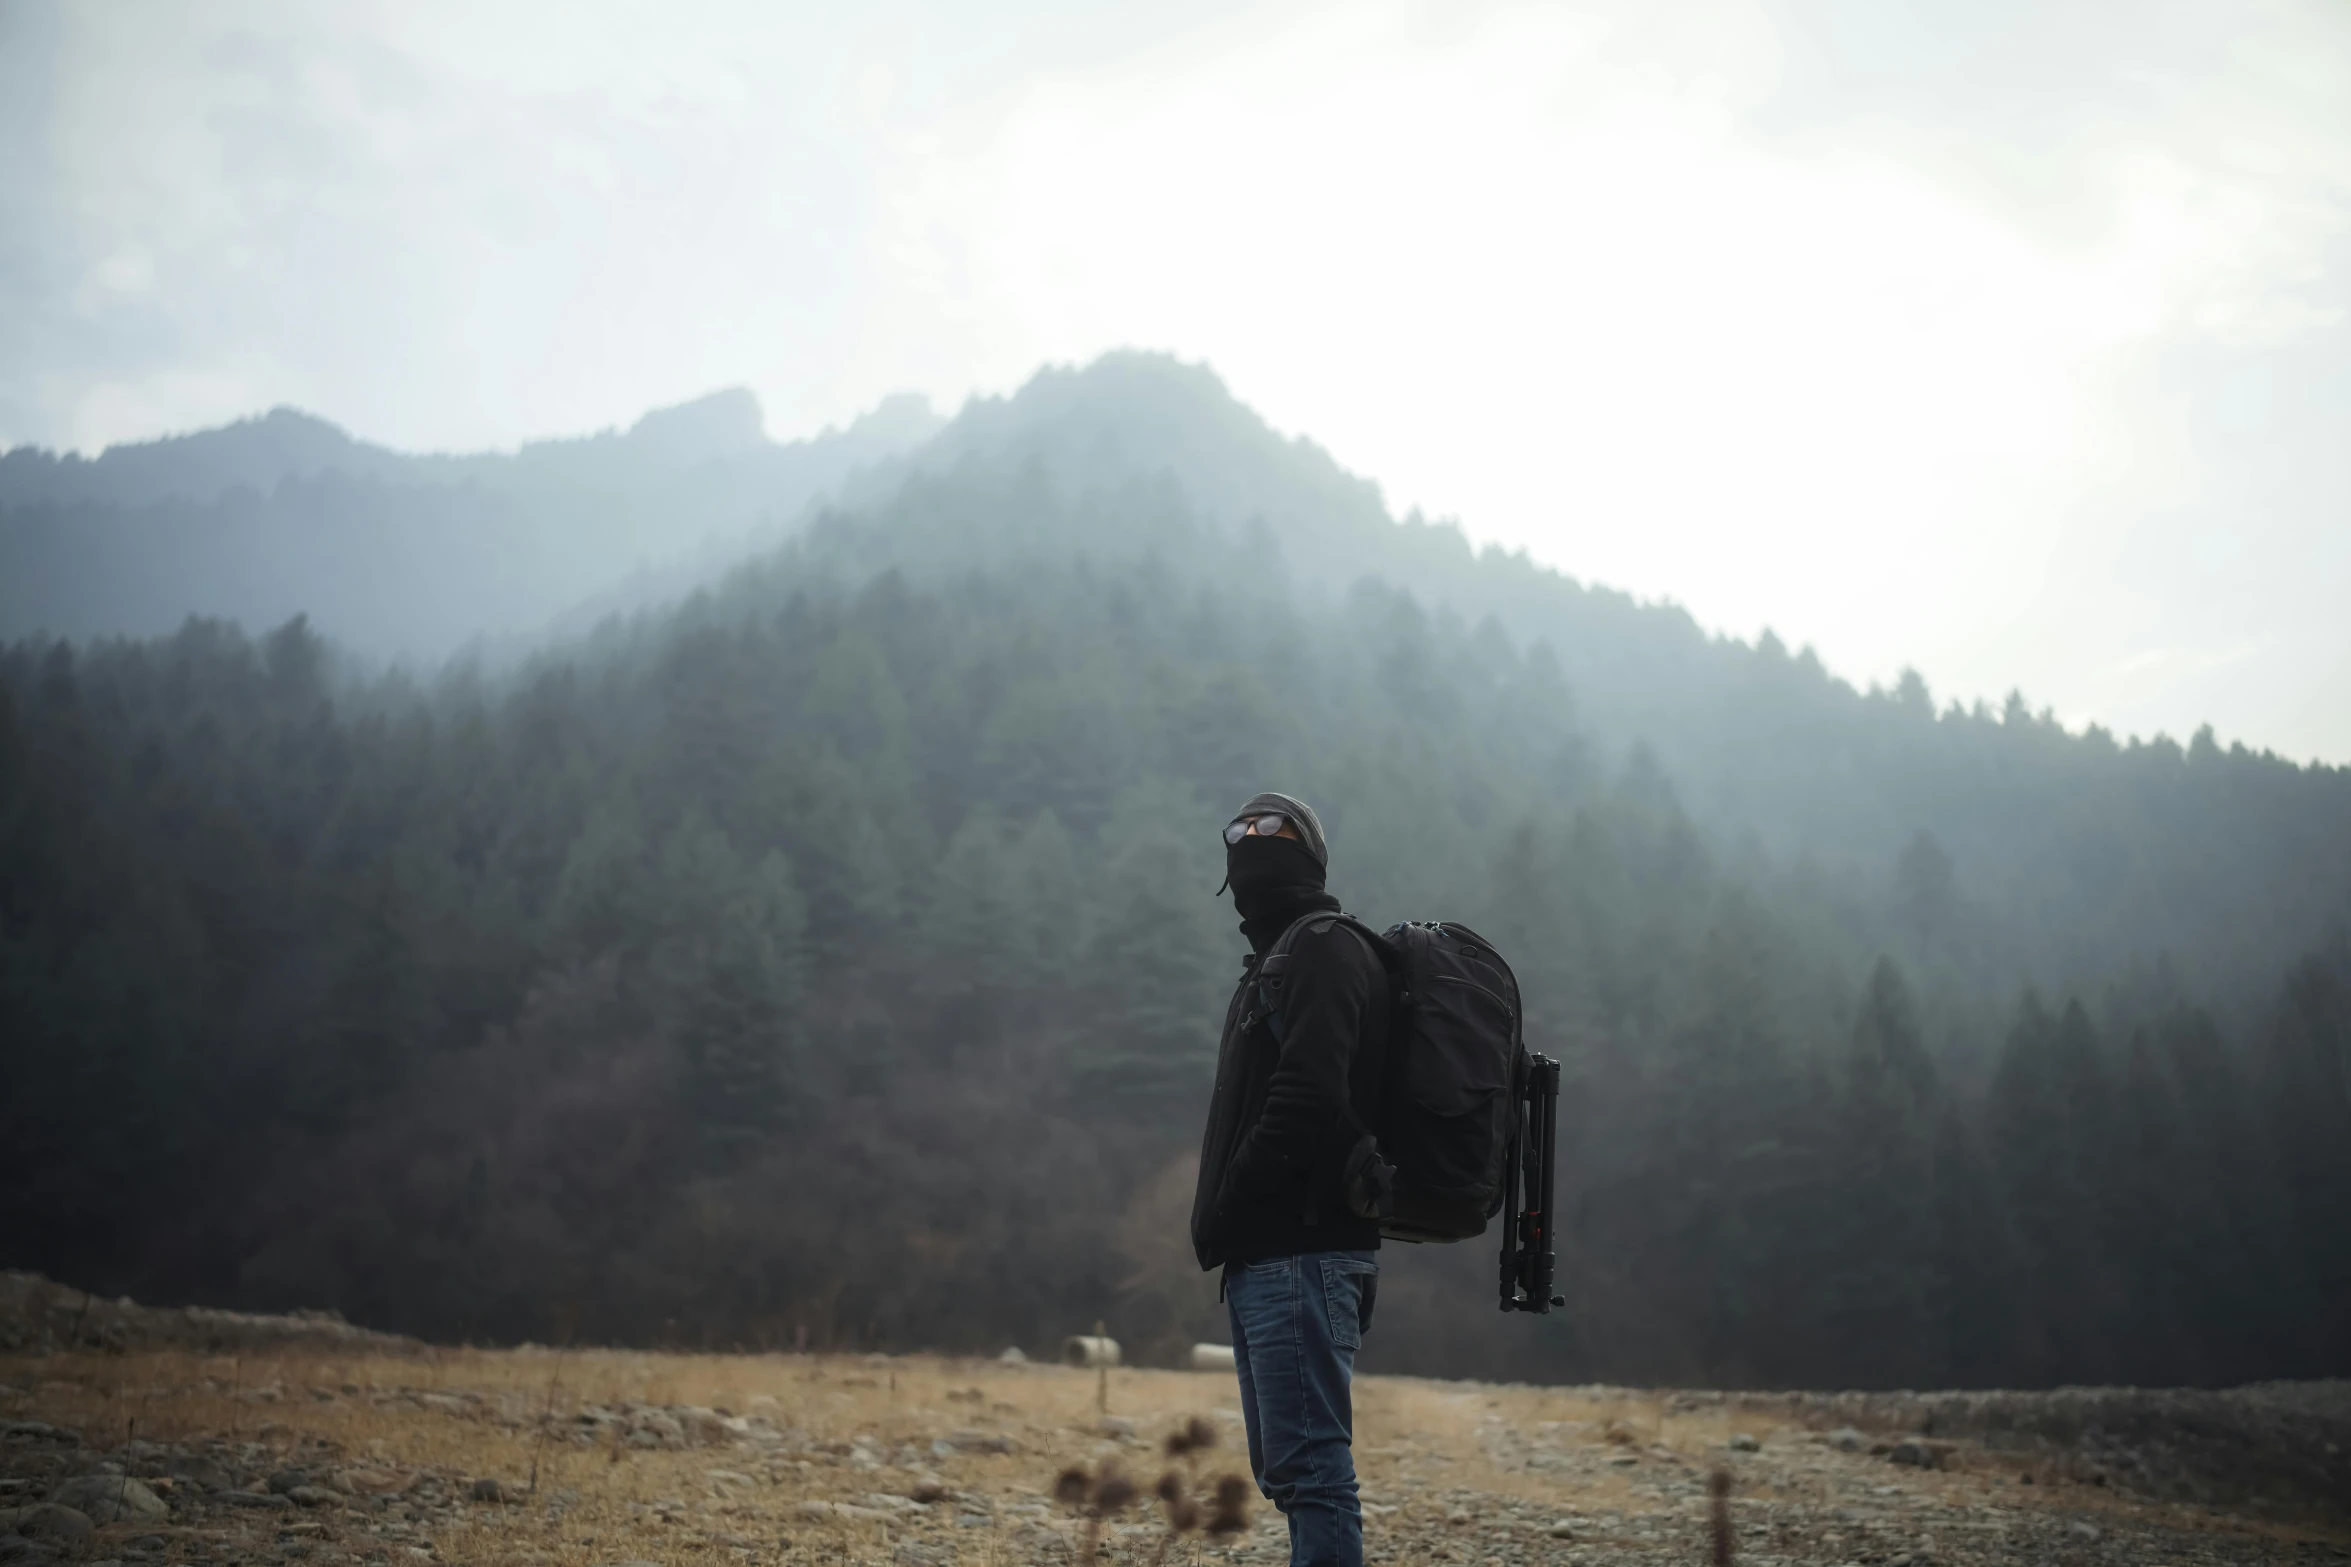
1811 958 1941 1388
2257 953 2351 1364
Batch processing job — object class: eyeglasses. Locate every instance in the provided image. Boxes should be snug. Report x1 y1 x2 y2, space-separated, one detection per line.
1224 812 1291 845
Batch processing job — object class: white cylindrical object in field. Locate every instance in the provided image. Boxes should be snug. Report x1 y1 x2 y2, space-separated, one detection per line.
1188 1343 1236 1372
1061 1334 1121 1368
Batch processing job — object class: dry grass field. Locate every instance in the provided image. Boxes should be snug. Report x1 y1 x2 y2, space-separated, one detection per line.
5 1338 2349 1566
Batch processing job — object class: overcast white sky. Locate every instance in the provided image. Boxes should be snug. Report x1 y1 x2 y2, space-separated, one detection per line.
4 0 2347 762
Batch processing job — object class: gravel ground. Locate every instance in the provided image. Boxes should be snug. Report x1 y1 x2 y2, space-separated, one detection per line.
2 1342 2345 1566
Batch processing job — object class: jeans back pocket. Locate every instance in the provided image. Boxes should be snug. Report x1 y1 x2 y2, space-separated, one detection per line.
1318 1257 1379 1351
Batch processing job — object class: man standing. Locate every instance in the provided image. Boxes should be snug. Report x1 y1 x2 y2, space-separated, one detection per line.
1191 791 1390 1567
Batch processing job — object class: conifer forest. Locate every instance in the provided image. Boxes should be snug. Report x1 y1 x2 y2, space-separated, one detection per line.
4 354 2347 1390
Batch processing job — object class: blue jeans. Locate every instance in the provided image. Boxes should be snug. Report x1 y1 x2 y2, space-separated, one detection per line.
1224 1250 1379 1567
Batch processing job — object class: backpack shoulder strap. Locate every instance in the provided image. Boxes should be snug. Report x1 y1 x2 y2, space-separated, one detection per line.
1258 912 1393 1040
1259 914 1398 1211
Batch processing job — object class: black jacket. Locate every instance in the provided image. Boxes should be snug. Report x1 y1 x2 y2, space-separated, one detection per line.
1190 903 1391 1269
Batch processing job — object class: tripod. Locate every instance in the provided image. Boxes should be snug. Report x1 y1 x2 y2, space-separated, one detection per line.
1498 1052 1564 1314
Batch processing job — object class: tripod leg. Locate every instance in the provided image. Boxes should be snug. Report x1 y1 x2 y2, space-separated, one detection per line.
1529 1055 1561 1312
1498 1062 1524 1311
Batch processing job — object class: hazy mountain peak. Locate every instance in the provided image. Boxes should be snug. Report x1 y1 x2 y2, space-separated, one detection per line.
622 387 770 464
839 391 944 449
123 403 357 461
951 351 1290 467
916 350 1388 552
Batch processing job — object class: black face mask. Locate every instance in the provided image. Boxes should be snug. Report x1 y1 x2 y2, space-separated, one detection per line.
1226 835 1333 951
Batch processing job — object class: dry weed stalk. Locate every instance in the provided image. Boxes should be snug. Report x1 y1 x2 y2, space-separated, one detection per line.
1054 1460 1138 1566
1163 1414 1218 1463
115 1416 136 1520
1125 1413 1231 1561
1151 1468 1201 1563
1710 1465 1734 1565
527 1347 565 1496
1206 1473 1251 1537
1094 1318 1110 1414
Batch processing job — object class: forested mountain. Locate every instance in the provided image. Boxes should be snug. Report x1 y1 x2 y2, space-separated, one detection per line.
0 389 941 657
3 352 2346 1390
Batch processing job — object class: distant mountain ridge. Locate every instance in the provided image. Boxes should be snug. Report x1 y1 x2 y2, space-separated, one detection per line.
0 388 943 656
0 387 931 509
3 354 1695 690
1 406 405 510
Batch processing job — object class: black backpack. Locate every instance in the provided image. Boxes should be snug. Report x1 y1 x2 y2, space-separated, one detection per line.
1259 915 1528 1244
